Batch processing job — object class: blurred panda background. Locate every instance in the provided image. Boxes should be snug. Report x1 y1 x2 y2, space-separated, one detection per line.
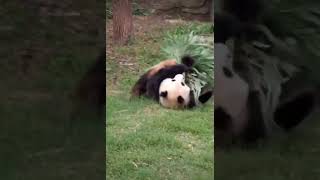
214 0 320 179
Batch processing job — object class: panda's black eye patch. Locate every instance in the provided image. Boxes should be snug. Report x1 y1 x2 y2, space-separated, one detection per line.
181 82 185 86
222 66 233 78
177 96 184 104
160 91 168 98
172 79 176 82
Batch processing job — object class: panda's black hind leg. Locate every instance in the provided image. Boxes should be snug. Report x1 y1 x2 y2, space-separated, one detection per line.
274 91 315 131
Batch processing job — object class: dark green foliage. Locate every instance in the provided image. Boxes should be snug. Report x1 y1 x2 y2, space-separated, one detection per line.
161 23 213 103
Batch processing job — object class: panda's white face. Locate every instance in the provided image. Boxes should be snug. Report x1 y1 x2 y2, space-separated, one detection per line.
159 74 191 109
214 43 249 134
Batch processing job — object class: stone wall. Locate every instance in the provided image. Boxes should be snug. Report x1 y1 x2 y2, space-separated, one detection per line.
148 0 212 15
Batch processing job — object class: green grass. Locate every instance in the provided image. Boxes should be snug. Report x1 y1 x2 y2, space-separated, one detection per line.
0 1 105 179
165 23 213 36
215 112 320 180
106 22 214 179
107 95 213 179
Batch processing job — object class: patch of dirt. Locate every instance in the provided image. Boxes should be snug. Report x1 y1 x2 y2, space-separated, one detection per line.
107 15 181 89
107 15 169 63
106 14 211 90
106 14 202 69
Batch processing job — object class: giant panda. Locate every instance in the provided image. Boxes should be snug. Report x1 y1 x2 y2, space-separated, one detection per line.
131 56 213 109
214 43 316 144
214 0 318 144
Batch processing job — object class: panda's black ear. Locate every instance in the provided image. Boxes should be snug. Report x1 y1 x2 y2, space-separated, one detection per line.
177 96 184 104
160 91 168 98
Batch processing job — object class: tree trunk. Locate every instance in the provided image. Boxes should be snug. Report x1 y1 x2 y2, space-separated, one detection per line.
112 0 133 45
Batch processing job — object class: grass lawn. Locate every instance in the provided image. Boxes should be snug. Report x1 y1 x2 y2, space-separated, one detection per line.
0 1 105 179
106 17 214 179
215 111 320 180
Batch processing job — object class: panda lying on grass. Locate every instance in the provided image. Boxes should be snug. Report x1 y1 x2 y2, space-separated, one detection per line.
214 43 317 145
131 43 316 145
213 0 319 144
131 56 213 109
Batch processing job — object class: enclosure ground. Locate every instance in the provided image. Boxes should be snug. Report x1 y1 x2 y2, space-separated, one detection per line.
106 15 214 179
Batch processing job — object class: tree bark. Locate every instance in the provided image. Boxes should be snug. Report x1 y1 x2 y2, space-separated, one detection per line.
112 0 133 45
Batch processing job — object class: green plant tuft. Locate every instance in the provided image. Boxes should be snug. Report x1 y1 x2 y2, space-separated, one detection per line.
161 26 213 104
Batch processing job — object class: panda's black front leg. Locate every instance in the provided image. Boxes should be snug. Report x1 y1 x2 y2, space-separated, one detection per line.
242 90 266 144
146 64 190 101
